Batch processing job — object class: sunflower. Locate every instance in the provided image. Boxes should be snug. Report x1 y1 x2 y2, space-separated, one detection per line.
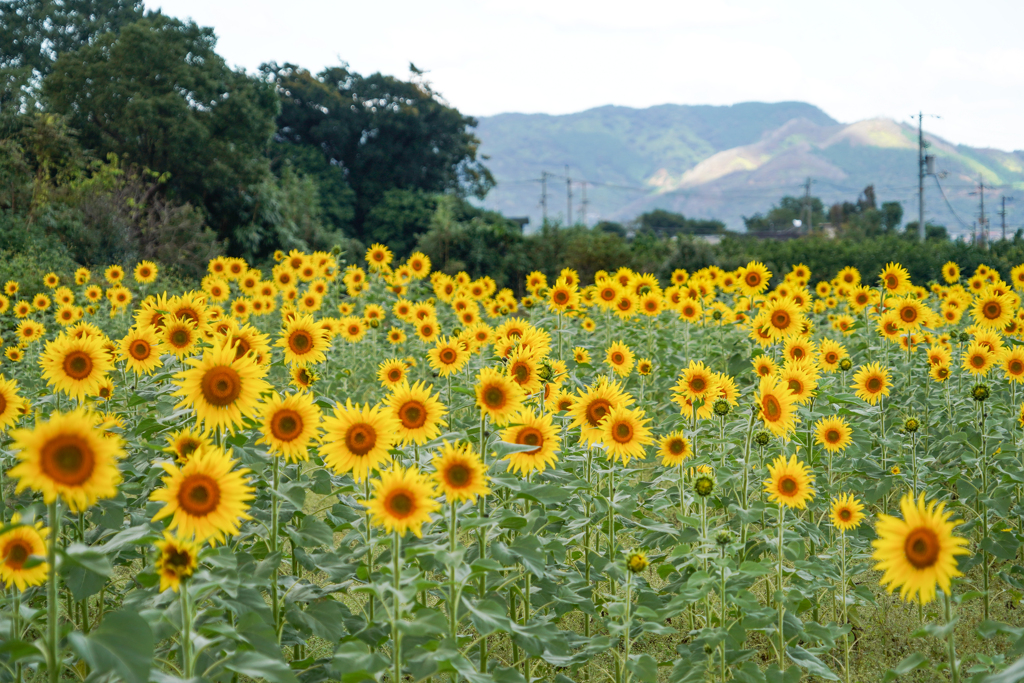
961 340 994 376
154 532 199 593
548 278 579 312
658 432 692 466
39 333 114 401
752 355 777 378
164 428 212 464
5 347 24 362
598 406 653 465
362 466 439 538
415 317 440 343
567 378 634 445
613 292 639 320
118 326 163 375
474 367 526 426
817 339 846 373
604 341 635 377
365 243 394 270
256 391 322 462
320 400 400 480
161 318 200 359
500 409 560 474
893 297 925 330
930 364 951 382
377 358 408 388
290 365 318 391
385 380 448 445
879 262 910 295
275 315 326 366
1001 347 1024 383
971 290 1015 330
755 375 799 437
104 265 124 284
133 261 158 283
942 261 961 284
427 336 469 377
815 415 853 453
763 454 815 509
172 341 271 434
738 261 771 296
779 362 818 404
9 409 124 512
0 515 49 591
0 375 24 432
852 362 891 405
636 358 653 376
431 441 490 501
872 493 969 604
32 293 51 311
3 280 18 296
151 445 254 546
784 338 815 363
830 493 865 532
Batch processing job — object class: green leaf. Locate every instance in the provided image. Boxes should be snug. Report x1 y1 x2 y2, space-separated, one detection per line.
67 610 153 683
61 543 112 600
329 642 390 683
882 652 929 682
287 516 334 548
222 650 299 683
286 600 347 641
627 653 659 682
786 645 838 681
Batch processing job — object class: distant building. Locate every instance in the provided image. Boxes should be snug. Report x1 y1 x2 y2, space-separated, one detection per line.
507 217 529 233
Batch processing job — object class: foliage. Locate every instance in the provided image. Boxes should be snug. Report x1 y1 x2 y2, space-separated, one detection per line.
42 12 280 248
632 208 725 236
743 195 826 232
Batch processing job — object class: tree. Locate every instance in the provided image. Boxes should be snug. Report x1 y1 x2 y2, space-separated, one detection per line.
743 196 824 232
42 13 280 249
634 209 725 236
1 0 143 111
262 62 494 250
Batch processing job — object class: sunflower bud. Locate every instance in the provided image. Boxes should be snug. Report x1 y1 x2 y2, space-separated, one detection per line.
693 473 716 498
715 530 732 547
713 398 730 417
712 309 723 321
626 550 649 574
839 358 853 372
754 430 772 447
903 417 919 433
958 331 970 343
971 384 990 402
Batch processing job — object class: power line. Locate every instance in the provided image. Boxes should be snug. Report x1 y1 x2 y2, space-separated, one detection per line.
931 175 972 232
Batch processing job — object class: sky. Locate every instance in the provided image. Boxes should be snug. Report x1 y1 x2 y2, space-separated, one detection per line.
144 0 1024 151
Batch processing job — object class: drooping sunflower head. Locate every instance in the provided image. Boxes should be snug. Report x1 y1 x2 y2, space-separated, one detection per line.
150 444 255 546
9 408 124 512
763 454 815 509
830 492 865 533
361 466 440 538
155 532 199 593
164 428 213 464
431 441 490 501
872 493 970 604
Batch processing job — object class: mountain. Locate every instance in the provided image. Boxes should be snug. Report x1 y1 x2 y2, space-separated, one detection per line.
474 102 1024 238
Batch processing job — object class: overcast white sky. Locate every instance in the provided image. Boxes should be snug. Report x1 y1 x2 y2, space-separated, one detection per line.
145 0 1024 151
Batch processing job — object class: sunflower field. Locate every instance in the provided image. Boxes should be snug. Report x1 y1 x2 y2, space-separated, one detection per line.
1 247 1024 683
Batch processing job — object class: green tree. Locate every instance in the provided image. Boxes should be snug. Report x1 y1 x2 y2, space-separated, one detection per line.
634 208 725 236
743 196 824 232
42 13 279 249
262 62 494 250
0 0 143 111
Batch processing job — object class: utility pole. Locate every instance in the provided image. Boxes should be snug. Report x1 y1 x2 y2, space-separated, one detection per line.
917 112 926 242
999 196 1014 241
565 165 572 226
971 175 988 247
580 181 588 226
540 171 548 226
802 177 814 232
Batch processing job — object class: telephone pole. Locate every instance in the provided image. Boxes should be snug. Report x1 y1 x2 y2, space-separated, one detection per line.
540 171 548 226
802 177 814 232
999 196 1014 241
914 112 938 242
972 175 988 247
580 181 588 226
565 165 572 226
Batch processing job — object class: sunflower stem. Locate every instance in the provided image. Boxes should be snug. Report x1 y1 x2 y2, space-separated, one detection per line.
945 591 960 683
270 454 281 640
180 578 193 678
448 502 459 644
46 500 60 683
776 504 786 670
392 530 402 683
840 532 850 683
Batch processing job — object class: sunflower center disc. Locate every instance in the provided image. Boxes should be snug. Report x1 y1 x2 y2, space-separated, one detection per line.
483 386 505 409
5 541 30 568
866 378 881 392
587 400 611 427
446 464 470 487
272 410 302 440
763 395 782 420
41 436 95 486
904 527 940 569
201 367 242 407
291 331 312 352
179 474 221 516
171 330 188 347
388 492 413 517
63 352 93 380
132 341 150 359
780 476 797 495
346 425 377 456
167 548 192 569
613 422 633 443
400 402 426 429
517 428 542 453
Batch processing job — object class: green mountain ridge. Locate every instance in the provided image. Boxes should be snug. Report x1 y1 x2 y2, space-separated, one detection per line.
475 102 1024 238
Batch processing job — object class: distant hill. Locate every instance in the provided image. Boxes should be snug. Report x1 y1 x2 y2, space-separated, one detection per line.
474 102 1024 238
